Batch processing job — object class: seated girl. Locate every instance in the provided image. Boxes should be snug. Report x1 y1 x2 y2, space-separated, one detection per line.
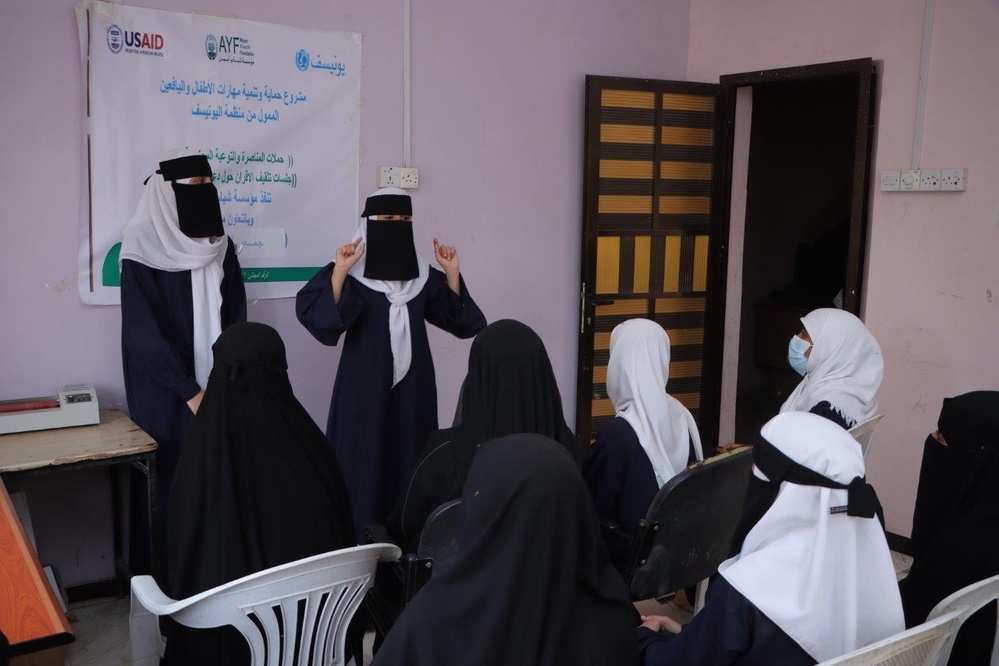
387 319 575 548
374 434 636 665
162 322 356 665
581 318 703 566
640 412 904 665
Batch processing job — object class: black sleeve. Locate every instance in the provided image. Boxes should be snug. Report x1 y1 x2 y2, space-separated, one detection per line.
120 260 201 401
295 263 366 346
423 269 487 339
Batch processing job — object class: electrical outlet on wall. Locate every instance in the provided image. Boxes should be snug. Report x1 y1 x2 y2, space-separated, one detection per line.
940 168 968 191
378 166 400 188
900 170 921 191
880 170 901 191
400 167 419 189
919 169 941 191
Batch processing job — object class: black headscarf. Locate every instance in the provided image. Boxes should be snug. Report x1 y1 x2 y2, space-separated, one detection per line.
900 391 999 665
388 320 577 545
163 322 356 665
454 319 576 467
374 434 636 666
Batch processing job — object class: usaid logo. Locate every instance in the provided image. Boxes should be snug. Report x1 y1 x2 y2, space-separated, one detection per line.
107 24 123 54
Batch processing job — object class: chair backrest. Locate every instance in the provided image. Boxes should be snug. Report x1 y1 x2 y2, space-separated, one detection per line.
132 543 400 666
926 572 999 666
625 447 753 600
418 498 462 579
848 413 884 461
817 608 966 665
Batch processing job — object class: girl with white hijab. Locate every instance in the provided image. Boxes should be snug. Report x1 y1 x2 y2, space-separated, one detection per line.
781 308 883 429
718 308 883 455
296 188 486 540
120 150 246 566
581 318 703 566
639 411 904 665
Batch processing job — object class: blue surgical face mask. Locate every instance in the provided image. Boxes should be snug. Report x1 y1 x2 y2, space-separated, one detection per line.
788 335 811 376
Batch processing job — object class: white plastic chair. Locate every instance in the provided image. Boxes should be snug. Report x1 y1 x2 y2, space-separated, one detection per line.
130 543 401 666
848 413 884 461
817 607 966 665
927 572 999 666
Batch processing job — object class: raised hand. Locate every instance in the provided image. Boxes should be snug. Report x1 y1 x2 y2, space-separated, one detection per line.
334 239 365 274
433 238 460 275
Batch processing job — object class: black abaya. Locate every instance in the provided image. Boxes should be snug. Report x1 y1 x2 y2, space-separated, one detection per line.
373 434 636 666
163 322 356 665
388 319 576 544
899 391 999 666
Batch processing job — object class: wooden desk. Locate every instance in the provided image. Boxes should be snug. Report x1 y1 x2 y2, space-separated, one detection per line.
0 410 159 591
0 478 73 659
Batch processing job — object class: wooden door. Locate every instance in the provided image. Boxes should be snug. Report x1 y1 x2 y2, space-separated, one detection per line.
576 76 730 448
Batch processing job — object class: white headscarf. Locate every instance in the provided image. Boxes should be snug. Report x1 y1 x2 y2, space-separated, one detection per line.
780 308 883 427
718 411 904 662
347 188 430 387
120 149 228 390
606 319 703 487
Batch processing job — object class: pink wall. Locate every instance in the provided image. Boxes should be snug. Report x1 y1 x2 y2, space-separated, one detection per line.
0 0 689 583
690 0 999 536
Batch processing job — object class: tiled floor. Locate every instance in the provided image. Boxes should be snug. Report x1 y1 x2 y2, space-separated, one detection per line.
64 552 915 665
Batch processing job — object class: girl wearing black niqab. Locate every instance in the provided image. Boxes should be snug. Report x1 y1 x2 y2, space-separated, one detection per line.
388 319 576 546
373 434 637 666
162 322 356 665
899 390 999 666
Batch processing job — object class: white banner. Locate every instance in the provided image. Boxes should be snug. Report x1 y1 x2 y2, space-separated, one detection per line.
76 1 361 304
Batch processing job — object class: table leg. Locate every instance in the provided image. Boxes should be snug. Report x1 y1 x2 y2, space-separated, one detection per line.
145 454 159 578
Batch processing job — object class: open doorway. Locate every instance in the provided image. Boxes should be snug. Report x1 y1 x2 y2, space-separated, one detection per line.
724 65 876 443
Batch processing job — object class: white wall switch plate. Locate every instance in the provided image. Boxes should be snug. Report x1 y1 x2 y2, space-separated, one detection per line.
880 170 901 191
900 169 921 191
940 168 968 191
377 166 400 188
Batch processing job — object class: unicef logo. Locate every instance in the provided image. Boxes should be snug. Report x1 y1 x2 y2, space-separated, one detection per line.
107 24 123 54
205 34 218 61
295 49 310 72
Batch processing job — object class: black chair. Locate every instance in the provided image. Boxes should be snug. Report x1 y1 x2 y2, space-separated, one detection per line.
607 447 753 610
363 499 462 645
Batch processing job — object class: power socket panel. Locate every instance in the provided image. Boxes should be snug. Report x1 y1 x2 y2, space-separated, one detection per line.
900 170 920 192
400 167 419 190
940 168 968 191
880 170 900 191
919 169 941 191
377 166 400 188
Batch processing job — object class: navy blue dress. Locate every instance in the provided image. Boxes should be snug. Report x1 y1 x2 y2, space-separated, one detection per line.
581 417 659 567
581 417 697 569
637 578 816 665
120 238 246 554
296 264 485 538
